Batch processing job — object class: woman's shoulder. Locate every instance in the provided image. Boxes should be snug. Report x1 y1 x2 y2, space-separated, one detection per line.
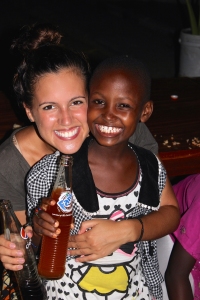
0 129 28 167
30 151 59 171
27 151 60 183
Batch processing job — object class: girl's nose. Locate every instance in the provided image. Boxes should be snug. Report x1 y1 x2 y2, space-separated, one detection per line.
102 106 116 120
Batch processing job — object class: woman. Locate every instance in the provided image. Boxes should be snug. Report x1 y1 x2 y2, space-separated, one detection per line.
0 22 90 298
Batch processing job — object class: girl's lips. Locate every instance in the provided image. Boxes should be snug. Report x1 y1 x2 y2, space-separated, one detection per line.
54 127 79 139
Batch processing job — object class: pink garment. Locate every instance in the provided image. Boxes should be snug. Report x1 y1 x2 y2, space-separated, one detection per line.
173 174 200 299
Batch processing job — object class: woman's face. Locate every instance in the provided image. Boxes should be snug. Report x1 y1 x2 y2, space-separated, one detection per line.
24 68 89 154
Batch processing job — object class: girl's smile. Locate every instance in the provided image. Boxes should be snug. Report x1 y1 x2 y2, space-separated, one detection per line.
88 69 143 146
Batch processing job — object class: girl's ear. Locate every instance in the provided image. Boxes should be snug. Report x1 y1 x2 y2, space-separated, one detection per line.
23 103 35 122
140 101 153 123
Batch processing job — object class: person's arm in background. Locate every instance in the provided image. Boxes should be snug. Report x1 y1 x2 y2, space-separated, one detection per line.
129 122 158 154
165 174 200 300
165 240 195 300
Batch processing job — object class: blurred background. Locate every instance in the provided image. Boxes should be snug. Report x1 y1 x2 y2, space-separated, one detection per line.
0 0 196 94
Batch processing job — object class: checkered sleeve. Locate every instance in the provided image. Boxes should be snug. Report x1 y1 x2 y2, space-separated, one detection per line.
26 151 60 217
157 156 167 197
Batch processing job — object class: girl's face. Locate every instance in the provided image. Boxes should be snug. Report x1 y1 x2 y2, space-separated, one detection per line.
88 69 152 147
24 69 89 154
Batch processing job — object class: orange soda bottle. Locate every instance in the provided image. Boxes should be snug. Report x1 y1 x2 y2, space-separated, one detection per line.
38 155 73 279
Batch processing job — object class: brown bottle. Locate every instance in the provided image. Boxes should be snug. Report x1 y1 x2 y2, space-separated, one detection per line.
0 199 47 299
38 155 73 279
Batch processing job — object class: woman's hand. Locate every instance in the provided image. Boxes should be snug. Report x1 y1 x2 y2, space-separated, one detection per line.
68 219 133 262
0 235 25 271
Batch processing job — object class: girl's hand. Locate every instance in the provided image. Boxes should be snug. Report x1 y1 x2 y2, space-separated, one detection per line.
33 197 60 238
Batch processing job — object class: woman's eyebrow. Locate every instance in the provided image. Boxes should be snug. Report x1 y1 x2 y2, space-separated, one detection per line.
38 96 87 106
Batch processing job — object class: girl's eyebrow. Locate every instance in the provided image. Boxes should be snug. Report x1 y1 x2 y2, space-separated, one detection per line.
38 96 87 106
89 91 104 97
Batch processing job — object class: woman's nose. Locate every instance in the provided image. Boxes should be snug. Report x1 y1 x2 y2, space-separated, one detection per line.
59 109 72 126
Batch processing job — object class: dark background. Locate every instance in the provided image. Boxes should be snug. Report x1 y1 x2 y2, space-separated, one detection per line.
0 0 195 94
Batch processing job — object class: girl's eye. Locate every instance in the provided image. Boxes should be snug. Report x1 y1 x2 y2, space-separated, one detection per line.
118 103 131 108
91 99 105 105
42 104 55 110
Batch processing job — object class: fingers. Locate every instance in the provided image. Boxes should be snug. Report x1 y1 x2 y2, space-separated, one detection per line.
35 209 56 225
75 254 97 263
33 212 60 238
2 262 24 271
78 220 95 234
1 252 25 271
40 197 56 211
0 236 25 271
68 247 88 257
0 236 16 249
25 226 33 238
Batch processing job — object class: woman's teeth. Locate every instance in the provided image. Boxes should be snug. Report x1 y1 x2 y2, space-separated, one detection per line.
55 128 78 138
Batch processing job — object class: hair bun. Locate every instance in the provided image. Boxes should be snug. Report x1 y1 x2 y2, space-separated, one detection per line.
11 23 62 56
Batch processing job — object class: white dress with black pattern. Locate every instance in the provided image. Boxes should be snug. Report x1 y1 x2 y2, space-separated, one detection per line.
26 149 166 300
44 159 165 300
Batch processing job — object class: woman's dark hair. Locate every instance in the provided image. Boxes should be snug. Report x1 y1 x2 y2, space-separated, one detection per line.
12 23 90 108
90 55 151 104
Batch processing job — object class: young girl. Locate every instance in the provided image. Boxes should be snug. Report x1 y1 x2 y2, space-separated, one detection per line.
26 55 180 300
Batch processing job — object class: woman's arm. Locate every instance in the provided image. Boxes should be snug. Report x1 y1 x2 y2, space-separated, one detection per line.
138 176 180 240
165 240 195 300
0 197 60 271
68 176 180 262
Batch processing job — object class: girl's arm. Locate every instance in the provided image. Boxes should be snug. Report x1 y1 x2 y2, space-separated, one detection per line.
165 240 195 300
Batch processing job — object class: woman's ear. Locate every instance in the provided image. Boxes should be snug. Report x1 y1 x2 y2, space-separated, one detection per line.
140 101 153 123
23 103 35 122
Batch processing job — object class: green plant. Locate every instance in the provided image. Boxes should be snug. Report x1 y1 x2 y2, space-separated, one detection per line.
186 0 200 34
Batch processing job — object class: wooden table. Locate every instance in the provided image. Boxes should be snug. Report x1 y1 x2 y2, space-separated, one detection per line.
147 77 200 177
1 77 200 177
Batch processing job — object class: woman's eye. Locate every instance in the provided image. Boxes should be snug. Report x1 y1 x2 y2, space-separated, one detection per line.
42 104 55 110
71 100 84 106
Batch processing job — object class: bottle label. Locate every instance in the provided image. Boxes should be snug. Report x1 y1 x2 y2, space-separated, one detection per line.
20 227 32 249
20 227 28 240
57 191 73 213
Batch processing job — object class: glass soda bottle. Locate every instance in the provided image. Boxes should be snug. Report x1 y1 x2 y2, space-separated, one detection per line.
0 199 47 300
38 154 73 279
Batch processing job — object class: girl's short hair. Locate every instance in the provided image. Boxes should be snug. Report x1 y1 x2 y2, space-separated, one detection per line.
90 55 151 104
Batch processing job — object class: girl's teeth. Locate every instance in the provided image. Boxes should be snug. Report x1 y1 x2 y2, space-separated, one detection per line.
98 125 121 133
